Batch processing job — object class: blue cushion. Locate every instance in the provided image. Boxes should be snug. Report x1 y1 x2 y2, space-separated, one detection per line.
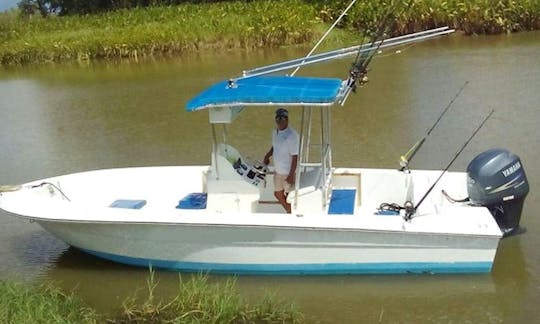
328 189 356 215
110 199 147 209
177 193 207 209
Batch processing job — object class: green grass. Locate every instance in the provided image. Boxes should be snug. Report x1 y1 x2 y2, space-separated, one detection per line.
0 0 539 66
0 271 303 323
314 0 540 36
0 0 321 66
111 270 303 323
0 280 97 324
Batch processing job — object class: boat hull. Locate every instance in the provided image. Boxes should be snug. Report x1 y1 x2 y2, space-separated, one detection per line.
38 220 498 275
0 166 503 275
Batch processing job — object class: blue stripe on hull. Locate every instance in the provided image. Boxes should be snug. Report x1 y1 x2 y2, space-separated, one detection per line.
80 248 492 275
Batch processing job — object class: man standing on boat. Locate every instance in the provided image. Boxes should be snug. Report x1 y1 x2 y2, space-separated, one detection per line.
263 108 299 213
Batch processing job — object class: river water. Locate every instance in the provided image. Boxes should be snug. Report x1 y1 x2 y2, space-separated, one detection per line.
0 31 539 322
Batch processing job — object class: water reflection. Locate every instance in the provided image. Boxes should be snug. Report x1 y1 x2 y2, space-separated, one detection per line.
0 215 67 279
490 236 530 323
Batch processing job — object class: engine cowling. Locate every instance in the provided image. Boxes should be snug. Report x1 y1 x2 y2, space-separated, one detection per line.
467 148 529 236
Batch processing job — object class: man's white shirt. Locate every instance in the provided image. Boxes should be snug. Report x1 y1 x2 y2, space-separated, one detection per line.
271 127 299 175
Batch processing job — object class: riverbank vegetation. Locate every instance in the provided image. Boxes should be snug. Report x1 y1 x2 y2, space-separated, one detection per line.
114 271 302 323
0 272 303 323
0 280 97 323
1 0 539 66
317 0 540 36
0 0 321 66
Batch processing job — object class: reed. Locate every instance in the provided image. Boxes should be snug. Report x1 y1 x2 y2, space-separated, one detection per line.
0 271 303 323
111 270 303 323
314 0 540 36
0 280 97 324
1 0 539 66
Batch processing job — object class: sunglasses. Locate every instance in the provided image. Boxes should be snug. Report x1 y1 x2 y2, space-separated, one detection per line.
275 116 288 121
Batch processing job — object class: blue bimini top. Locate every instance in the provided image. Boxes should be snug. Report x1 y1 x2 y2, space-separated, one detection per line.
186 76 344 111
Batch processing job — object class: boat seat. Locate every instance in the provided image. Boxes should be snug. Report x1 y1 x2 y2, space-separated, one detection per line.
110 199 147 209
176 193 207 209
328 189 356 215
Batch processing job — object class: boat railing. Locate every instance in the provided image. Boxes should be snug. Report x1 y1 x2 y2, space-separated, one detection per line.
236 27 455 82
292 106 333 212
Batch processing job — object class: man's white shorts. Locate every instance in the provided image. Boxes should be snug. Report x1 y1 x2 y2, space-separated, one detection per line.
273 173 291 192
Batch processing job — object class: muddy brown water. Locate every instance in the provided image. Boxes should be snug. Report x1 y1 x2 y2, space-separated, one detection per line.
1 32 539 322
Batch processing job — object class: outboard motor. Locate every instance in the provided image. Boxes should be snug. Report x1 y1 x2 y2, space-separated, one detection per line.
467 149 529 236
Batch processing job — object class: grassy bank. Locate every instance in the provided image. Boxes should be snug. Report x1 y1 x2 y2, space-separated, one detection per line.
317 0 540 36
1 0 539 66
0 280 97 323
0 272 303 323
0 0 321 66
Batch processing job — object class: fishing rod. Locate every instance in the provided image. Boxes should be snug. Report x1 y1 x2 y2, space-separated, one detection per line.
399 81 469 171
352 0 410 72
405 109 495 220
342 8 394 101
341 0 415 105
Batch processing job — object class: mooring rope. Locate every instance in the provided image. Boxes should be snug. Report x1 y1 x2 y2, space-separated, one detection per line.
30 182 71 201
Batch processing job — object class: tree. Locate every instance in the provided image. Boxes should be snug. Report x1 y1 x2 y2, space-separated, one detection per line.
17 0 219 16
18 0 53 17
18 0 113 16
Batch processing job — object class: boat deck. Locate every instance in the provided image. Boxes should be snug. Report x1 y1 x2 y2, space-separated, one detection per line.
0 166 502 237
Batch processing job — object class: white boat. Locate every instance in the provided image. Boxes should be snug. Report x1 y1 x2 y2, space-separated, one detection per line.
0 27 529 275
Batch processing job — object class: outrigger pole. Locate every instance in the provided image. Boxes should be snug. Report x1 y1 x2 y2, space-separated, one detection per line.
289 0 359 77
233 27 454 84
289 0 358 210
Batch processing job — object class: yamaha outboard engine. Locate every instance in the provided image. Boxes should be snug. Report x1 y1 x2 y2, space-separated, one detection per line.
467 149 529 236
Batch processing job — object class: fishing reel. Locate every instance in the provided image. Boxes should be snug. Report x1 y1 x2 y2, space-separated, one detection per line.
346 65 370 93
398 155 410 172
403 201 415 221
